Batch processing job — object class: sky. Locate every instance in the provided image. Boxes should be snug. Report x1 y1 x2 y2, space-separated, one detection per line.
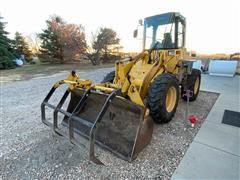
0 0 239 54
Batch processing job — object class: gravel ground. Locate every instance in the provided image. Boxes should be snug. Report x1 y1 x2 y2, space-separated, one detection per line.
0 68 219 179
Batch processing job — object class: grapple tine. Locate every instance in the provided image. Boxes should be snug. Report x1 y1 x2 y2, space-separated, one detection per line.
68 88 92 143
53 89 70 136
90 157 104 165
90 130 104 165
88 89 120 165
69 119 75 144
41 86 57 126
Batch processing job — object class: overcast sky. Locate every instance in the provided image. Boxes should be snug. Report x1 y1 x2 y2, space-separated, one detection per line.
0 0 239 53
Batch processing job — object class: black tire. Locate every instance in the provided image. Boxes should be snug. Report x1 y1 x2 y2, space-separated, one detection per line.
181 69 201 101
101 71 115 83
146 73 179 123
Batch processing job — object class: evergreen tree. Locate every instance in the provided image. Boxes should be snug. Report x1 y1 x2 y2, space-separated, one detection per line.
14 32 32 61
0 16 16 69
39 15 65 61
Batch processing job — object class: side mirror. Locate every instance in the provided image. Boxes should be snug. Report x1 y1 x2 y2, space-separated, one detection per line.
138 19 143 26
191 51 197 57
133 29 138 38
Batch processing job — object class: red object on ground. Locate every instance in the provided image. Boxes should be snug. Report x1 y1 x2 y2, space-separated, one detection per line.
188 114 198 124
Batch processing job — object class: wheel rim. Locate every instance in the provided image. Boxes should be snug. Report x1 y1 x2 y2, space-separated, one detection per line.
166 86 177 113
194 77 200 94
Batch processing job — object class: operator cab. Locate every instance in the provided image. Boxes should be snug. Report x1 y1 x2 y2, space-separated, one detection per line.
135 12 186 51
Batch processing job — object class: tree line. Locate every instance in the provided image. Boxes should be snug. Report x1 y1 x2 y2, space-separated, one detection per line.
0 15 120 69
0 16 32 69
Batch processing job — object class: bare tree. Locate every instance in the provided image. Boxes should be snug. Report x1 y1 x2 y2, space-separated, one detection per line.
26 33 41 55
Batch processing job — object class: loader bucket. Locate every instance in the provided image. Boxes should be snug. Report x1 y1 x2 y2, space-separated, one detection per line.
61 88 153 162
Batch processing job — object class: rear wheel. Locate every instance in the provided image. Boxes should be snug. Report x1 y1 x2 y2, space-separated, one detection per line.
181 69 201 101
101 71 115 83
146 73 179 123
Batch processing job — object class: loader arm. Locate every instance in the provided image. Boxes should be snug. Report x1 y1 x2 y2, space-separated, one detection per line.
117 48 184 104
114 51 147 87
139 51 164 98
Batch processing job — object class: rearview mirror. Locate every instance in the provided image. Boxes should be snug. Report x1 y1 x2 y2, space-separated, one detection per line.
133 29 138 38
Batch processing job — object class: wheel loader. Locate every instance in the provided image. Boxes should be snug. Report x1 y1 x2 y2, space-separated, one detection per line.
41 12 201 164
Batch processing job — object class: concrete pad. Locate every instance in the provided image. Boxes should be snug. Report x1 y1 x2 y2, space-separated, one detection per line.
173 75 240 179
208 94 240 113
172 142 240 179
213 103 240 112
217 95 240 102
205 107 225 124
200 75 240 93
218 89 240 97
195 121 240 156
216 96 240 106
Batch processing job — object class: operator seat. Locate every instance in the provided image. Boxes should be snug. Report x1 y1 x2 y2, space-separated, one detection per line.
162 33 173 48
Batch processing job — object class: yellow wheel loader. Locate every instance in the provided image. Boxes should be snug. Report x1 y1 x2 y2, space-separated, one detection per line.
41 12 201 164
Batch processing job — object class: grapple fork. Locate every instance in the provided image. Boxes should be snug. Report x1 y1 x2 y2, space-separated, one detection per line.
41 77 153 165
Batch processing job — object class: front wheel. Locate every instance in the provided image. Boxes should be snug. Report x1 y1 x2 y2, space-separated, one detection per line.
146 73 179 123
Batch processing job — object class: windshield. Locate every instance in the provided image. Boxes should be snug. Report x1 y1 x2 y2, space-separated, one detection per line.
145 22 175 49
143 13 184 50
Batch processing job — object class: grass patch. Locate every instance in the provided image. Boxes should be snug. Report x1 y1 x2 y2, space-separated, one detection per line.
0 61 115 82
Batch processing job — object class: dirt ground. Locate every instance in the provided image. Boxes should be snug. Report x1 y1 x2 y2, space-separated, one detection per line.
0 67 219 179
